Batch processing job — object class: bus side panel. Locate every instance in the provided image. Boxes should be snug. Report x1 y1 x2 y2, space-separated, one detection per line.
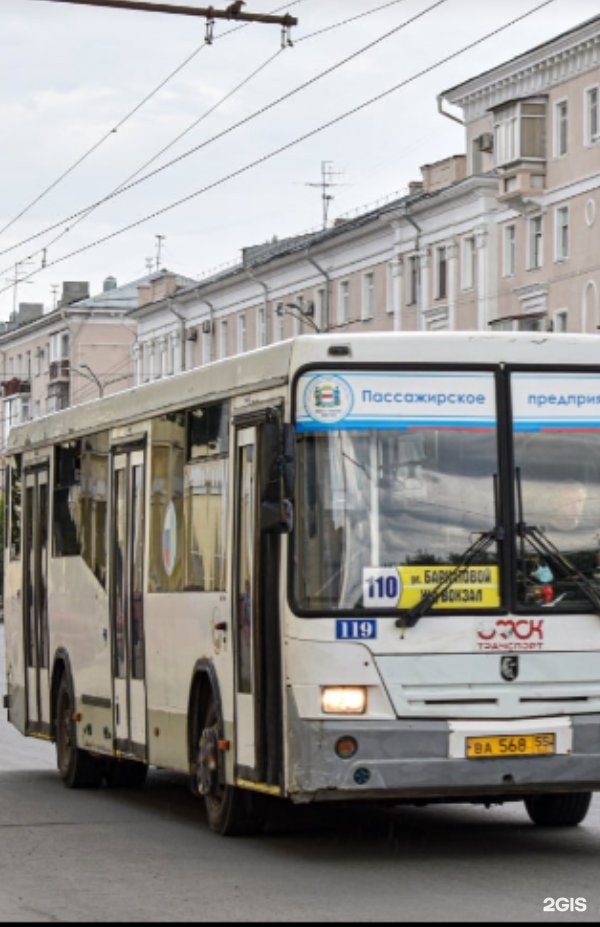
3 559 27 734
49 558 113 754
144 592 233 773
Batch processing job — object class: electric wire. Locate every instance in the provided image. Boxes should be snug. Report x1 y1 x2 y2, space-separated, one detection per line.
0 0 561 300
0 0 451 265
0 0 305 240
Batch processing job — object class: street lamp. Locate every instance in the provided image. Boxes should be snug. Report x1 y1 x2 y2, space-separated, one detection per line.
275 297 321 333
75 363 130 399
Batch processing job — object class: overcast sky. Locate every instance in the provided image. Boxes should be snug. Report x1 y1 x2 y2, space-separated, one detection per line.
1 0 598 319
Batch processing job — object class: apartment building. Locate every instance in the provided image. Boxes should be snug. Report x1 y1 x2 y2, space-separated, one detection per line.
440 12 600 332
129 14 599 370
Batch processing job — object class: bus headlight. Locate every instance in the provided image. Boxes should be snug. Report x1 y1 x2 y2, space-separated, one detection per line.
321 686 367 715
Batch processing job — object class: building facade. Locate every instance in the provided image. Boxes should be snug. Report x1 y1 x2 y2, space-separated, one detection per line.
128 14 600 374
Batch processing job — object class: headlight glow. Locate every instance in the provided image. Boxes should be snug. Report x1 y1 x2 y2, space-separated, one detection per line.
321 686 367 714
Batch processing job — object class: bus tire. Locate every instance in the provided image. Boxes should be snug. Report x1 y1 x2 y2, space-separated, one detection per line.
105 758 148 789
55 674 104 789
524 792 592 827
195 693 266 836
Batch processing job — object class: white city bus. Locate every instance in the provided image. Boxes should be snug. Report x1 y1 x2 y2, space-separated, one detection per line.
5 331 600 834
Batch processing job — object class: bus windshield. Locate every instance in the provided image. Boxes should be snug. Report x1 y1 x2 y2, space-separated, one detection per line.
293 424 499 613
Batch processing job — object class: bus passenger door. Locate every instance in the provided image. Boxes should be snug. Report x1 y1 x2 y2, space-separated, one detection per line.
233 424 283 791
23 465 50 734
110 448 147 760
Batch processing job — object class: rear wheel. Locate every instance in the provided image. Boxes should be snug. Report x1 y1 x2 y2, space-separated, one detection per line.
194 693 266 836
524 792 592 827
55 675 104 789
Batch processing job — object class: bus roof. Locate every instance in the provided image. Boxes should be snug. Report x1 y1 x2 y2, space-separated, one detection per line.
6 330 599 454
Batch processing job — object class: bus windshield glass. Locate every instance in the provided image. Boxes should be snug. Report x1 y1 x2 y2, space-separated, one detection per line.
512 372 600 610
293 369 500 613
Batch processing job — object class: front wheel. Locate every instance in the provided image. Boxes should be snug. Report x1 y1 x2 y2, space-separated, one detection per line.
524 792 592 827
55 675 104 789
194 693 266 836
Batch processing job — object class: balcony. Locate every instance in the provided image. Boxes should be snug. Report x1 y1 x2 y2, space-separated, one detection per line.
496 160 546 213
49 359 70 381
1 377 31 398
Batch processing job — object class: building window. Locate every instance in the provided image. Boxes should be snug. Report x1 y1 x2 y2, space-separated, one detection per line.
338 280 350 325
461 236 475 291
553 309 568 332
503 224 516 277
494 100 546 166
407 255 419 306
555 206 569 262
314 287 326 331
219 320 228 358
257 306 267 347
274 305 284 342
527 215 543 270
386 263 395 314
237 314 247 353
554 98 568 157
361 272 374 320
584 86 599 146
435 246 447 300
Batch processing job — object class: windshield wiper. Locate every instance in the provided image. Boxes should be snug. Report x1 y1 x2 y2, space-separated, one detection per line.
396 473 501 630
515 467 600 612
396 526 500 630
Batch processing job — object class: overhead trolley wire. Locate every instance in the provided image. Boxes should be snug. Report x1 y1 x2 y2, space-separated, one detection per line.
0 0 450 266
0 0 306 240
0 0 560 300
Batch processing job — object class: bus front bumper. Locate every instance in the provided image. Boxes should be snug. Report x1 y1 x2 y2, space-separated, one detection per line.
286 708 600 803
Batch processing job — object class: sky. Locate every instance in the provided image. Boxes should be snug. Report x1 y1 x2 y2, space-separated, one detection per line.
1 0 599 319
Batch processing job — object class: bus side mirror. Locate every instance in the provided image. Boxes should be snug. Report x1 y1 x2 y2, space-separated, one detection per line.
260 419 295 534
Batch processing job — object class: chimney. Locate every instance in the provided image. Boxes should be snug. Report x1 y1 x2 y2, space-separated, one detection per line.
58 281 90 307
103 275 117 292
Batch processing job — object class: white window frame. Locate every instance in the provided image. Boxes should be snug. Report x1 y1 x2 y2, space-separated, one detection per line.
237 313 247 353
553 309 568 332
219 319 228 359
361 272 374 321
257 306 267 347
527 215 543 270
555 205 569 262
338 280 350 326
553 98 568 158
314 287 326 331
435 246 447 301
407 255 419 306
584 85 599 146
503 224 516 277
460 236 475 291
274 306 284 342
385 263 395 314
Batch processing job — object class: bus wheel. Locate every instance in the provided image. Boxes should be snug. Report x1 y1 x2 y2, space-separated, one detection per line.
105 758 148 789
524 792 592 827
195 694 265 836
55 675 104 789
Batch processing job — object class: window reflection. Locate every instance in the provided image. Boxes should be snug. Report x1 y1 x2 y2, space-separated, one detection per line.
514 430 600 608
294 427 499 612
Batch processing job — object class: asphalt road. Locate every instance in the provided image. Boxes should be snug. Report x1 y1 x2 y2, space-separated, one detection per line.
2 623 600 923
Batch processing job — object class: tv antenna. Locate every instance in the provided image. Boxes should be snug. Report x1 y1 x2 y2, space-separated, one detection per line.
304 161 346 229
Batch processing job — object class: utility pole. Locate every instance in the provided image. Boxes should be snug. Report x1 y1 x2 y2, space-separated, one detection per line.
305 161 344 230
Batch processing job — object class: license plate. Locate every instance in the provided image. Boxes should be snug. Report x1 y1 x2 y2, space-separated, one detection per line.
465 733 556 759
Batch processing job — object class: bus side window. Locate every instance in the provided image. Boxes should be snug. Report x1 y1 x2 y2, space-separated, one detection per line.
54 442 82 557
8 455 22 560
